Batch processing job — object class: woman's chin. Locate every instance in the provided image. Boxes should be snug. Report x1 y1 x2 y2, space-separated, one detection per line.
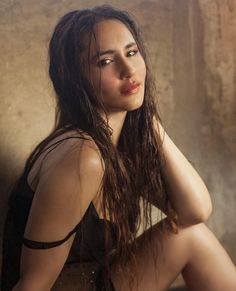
126 98 144 111
105 97 144 114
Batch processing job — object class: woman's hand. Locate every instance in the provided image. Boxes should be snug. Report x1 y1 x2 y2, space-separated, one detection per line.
153 119 212 226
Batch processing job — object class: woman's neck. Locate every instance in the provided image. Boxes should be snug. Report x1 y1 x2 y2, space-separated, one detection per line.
108 111 127 147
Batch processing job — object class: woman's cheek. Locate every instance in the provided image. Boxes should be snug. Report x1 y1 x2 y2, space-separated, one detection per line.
138 59 146 78
101 75 117 95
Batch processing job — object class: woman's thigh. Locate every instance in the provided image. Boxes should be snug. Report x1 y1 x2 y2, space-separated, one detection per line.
110 218 190 291
110 219 236 291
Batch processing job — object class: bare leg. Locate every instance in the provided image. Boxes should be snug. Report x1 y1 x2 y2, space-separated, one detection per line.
110 219 236 291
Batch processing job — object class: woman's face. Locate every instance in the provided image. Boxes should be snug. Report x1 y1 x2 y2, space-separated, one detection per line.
85 19 146 114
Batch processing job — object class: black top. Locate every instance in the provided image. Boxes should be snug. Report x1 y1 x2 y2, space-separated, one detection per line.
22 182 118 262
1 136 118 290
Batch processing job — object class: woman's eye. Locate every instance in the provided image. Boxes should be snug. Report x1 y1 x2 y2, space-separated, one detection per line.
127 49 139 57
98 59 113 67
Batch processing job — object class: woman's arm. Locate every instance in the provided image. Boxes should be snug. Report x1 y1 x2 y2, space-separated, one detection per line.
154 120 212 226
13 138 104 291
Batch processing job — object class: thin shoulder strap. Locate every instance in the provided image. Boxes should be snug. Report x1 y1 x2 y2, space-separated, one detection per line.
41 135 90 156
26 135 91 184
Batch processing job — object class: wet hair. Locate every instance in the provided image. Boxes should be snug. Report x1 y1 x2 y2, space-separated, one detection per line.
9 4 178 288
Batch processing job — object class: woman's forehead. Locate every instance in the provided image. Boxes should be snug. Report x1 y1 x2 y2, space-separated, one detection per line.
91 19 136 52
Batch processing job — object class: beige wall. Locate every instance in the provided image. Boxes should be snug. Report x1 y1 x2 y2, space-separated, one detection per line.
1 0 236 288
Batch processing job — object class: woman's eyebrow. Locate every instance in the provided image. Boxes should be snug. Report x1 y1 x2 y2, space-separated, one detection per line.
91 42 137 60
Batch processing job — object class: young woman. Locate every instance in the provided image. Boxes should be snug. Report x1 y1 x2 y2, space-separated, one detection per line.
2 5 236 291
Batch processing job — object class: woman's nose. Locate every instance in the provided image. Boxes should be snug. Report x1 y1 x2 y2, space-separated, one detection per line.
120 60 136 79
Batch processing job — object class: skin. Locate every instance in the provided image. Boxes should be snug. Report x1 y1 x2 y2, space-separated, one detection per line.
85 19 146 146
89 20 146 112
13 19 236 290
88 20 236 290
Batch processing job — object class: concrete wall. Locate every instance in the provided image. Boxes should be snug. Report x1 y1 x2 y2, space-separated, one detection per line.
0 0 235 288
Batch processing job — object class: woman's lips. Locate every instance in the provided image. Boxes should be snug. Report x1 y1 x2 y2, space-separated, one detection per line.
120 83 141 95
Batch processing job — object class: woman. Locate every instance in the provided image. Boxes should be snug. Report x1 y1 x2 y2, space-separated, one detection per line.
2 5 236 291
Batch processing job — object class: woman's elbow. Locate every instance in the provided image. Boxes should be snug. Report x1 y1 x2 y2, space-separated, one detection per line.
180 199 213 226
191 191 213 224
193 204 212 224
201 191 213 220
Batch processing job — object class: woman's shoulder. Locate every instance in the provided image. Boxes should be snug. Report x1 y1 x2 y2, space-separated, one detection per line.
23 129 105 242
27 129 104 192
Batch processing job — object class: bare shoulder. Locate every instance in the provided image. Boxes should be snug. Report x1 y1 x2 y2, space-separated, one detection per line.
28 130 104 188
24 131 104 242
39 132 104 197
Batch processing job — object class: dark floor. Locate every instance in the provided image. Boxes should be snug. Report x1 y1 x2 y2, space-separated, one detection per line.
169 287 188 291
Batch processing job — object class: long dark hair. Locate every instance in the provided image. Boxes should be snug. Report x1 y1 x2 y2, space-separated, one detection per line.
13 4 178 287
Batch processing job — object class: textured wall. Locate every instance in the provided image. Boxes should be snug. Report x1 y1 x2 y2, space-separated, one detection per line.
0 0 235 288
